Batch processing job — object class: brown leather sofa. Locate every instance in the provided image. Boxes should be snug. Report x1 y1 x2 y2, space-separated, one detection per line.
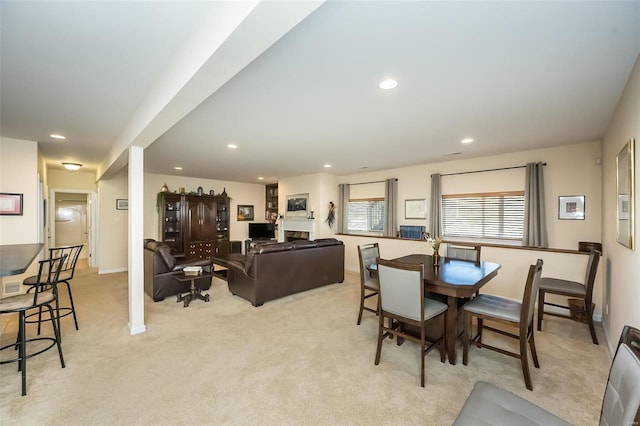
220 238 345 306
144 239 213 302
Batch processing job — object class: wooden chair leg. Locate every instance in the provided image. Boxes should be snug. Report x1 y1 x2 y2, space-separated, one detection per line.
520 337 533 391
356 288 365 325
420 330 426 387
529 325 540 368
374 314 384 365
462 312 470 365
440 315 446 363
586 302 599 345
537 289 545 331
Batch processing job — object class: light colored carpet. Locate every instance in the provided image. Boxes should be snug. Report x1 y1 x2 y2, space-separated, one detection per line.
1 268 611 425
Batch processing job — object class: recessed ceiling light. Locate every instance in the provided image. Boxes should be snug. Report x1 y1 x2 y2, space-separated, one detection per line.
62 162 82 171
174 166 183 170
50 134 66 140
324 164 332 168
379 79 398 90
258 177 264 180
227 144 238 149
461 138 474 144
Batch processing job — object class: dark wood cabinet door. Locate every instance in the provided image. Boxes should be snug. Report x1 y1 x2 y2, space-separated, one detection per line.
186 198 202 241
200 199 217 240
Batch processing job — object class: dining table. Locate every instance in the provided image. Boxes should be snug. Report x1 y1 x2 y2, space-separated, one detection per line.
375 254 501 365
0 243 44 277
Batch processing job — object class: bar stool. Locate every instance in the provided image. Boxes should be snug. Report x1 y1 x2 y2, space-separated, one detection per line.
22 244 83 335
0 255 67 395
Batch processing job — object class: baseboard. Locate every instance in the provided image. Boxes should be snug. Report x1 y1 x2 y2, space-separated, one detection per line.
98 268 128 275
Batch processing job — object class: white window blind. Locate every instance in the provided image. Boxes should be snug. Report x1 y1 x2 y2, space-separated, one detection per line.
442 191 524 240
347 198 384 233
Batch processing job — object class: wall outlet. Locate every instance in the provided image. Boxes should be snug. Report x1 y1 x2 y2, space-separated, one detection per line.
605 304 609 315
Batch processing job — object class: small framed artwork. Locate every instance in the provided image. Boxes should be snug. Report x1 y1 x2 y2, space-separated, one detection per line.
237 205 254 221
405 199 426 219
116 199 128 210
0 193 23 215
558 195 585 220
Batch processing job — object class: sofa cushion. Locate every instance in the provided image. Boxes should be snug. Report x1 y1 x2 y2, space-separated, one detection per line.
156 244 175 269
254 242 293 254
291 240 318 249
314 238 343 247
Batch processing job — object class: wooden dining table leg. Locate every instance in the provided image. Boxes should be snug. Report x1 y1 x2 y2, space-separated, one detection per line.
446 295 458 365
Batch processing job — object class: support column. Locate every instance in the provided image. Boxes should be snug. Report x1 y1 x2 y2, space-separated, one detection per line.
128 146 146 335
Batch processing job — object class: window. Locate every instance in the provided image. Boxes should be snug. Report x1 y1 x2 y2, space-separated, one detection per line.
442 191 525 241
347 198 384 233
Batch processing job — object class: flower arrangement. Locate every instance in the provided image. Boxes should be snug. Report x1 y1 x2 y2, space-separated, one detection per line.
428 237 443 253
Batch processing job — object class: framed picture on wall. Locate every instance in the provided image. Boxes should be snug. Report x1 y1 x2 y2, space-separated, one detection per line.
558 195 585 220
616 138 635 249
116 199 128 210
405 199 426 219
237 205 254 221
0 193 23 215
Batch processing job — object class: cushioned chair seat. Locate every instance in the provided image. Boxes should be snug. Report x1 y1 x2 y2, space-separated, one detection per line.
454 381 571 426
0 292 55 311
463 294 521 323
23 270 73 284
539 277 586 296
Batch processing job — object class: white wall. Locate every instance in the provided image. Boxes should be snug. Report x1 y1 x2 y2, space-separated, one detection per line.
281 141 604 319
48 169 97 190
97 168 128 273
602 54 640 352
0 137 39 244
0 137 41 295
144 173 266 243
278 173 339 239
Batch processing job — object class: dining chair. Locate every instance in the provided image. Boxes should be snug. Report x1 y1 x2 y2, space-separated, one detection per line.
462 259 544 390
374 258 448 387
0 255 67 396
537 249 600 344
454 324 640 425
22 244 83 335
357 243 380 325
447 244 481 264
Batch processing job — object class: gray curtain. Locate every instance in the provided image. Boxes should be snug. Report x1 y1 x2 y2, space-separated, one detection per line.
383 178 398 237
337 184 350 234
523 162 548 247
429 173 442 238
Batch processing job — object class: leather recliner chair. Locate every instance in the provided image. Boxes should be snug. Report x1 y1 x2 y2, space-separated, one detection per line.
144 239 212 302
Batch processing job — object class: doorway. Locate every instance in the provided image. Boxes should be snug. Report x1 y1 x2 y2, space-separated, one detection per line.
50 189 96 268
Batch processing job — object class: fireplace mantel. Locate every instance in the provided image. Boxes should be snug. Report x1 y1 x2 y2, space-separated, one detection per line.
279 218 316 241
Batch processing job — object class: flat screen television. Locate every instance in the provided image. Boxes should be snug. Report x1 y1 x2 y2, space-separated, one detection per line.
249 222 276 240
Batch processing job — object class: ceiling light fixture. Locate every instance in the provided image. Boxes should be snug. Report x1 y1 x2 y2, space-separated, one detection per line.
62 162 82 171
50 134 66 140
258 177 264 180
227 144 238 149
461 138 474 144
379 79 398 90
174 166 183 170
324 164 332 168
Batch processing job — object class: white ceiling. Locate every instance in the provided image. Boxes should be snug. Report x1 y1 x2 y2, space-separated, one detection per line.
2 1 639 184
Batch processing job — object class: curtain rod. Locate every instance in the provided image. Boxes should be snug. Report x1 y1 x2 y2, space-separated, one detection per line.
344 178 398 186
434 163 546 178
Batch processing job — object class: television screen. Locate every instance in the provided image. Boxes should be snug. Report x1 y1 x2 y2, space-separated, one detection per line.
249 223 275 240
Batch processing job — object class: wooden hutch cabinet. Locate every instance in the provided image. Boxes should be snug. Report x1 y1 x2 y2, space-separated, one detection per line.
157 192 230 259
